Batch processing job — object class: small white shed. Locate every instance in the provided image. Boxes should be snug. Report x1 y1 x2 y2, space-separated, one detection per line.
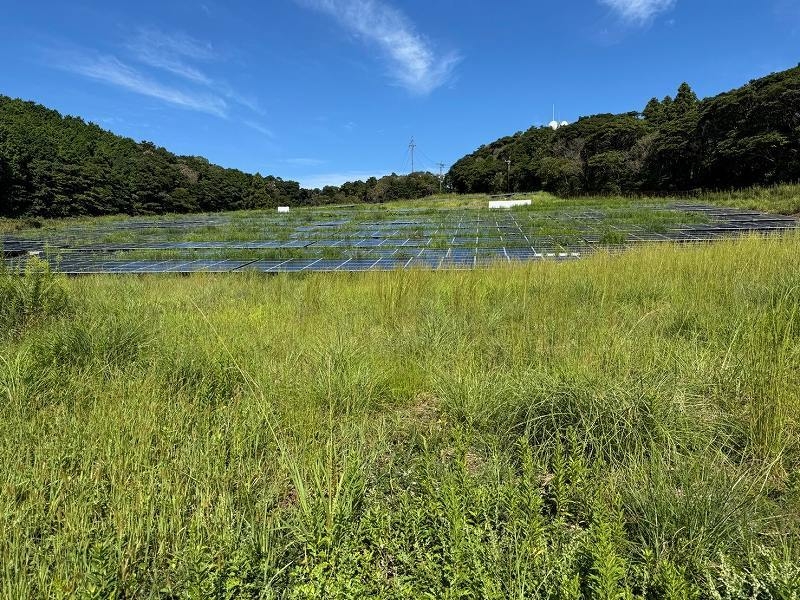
277 206 290 213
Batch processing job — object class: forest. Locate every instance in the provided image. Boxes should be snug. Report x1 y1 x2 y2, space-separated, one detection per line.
1 64 799 217
0 97 442 218
448 65 800 196
0 97 314 217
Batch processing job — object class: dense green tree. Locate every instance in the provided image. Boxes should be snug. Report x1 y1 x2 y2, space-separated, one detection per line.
642 98 666 124
698 68 800 187
0 156 13 215
366 172 440 202
672 82 699 115
536 156 584 196
448 66 800 196
644 112 700 190
587 151 634 193
0 97 309 217
299 172 441 206
0 93 446 216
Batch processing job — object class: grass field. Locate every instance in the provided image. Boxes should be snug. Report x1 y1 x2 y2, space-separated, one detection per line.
1 227 799 598
4 192 741 274
3 196 708 248
3 183 799 244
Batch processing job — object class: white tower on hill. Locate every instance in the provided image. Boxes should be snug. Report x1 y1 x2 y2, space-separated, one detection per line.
549 106 569 130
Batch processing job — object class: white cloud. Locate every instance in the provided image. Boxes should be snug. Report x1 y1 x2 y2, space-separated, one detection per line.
45 30 269 130
297 0 459 95
125 29 265 114
243 120 275 137
219 86 265 115
599 0 676 24
52 51 228 117
126 29 215 85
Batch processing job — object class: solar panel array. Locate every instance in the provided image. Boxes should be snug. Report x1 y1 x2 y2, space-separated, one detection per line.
2 203 797 274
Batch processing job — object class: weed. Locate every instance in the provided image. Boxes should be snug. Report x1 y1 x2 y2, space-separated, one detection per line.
0 257 71 339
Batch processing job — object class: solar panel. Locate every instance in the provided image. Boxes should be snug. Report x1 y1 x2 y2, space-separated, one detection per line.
5 202 796 275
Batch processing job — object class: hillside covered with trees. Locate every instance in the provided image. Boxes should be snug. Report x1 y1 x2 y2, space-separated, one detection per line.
2 64 798 217
448 65 800 196
0 97 312 218
0 97 444 218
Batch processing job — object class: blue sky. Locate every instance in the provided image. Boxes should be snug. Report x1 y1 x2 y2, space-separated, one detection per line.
1 1 797 188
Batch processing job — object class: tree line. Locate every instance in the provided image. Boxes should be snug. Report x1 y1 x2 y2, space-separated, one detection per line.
0 97 313 217
313 171 441 205
2 64 798 217
0 97 439 218
448 65 800 196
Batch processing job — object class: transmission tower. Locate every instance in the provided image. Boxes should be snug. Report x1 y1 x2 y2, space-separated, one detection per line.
408 138 416 174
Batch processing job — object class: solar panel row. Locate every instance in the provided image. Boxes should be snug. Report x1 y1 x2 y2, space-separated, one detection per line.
3 203 796 275
4 251 586 274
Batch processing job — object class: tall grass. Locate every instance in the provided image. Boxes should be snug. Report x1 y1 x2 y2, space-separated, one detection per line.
0 258 71 340
700 183 800 215
1 234 799 597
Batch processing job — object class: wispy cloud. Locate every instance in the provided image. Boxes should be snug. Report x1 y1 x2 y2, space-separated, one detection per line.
44 29 269 131
125 29 265 114
126 29 215 85
297 0 459 95
599 0 677 24
243 120 275 137
50 50 228 117
219 86 265 115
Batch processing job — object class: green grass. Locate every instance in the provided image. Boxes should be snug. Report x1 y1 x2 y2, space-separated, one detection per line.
1 232 799 598
408 184 800 216
88 248 332 262
2 184 798 242
3 205 709 260
4 185 796 253
699 183 800 215
600 208 708 232
599 229 628 245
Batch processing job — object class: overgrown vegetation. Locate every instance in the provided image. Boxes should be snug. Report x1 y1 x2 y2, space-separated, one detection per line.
705 183 800 216
1 233 799 597
0 192 719 249
0 257 71 339
449 66 800 197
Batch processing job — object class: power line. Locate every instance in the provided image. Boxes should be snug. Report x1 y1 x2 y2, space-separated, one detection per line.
405 139 450 184
418 147 441 171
